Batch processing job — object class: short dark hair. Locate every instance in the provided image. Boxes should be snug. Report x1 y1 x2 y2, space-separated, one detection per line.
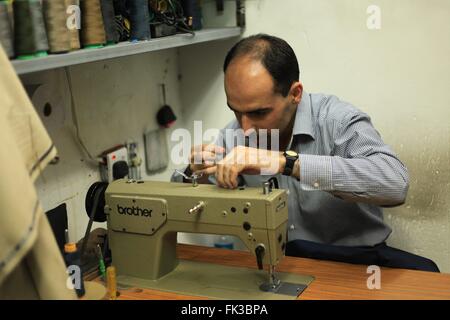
223 34 300 97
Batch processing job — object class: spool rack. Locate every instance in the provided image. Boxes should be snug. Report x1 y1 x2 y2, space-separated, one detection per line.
12 27 241 75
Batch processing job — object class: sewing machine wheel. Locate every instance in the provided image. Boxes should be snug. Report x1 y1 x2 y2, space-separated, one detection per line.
85 182 109 222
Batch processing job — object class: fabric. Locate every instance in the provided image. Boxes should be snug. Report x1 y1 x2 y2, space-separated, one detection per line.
172 91 409 247
0 45 76 299
286 239 440 273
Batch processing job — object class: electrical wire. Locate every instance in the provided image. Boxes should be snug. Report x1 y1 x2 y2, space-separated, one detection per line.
149 0 195 36
64 67 99 165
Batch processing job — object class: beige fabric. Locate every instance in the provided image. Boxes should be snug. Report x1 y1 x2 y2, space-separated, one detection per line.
0 45 76 299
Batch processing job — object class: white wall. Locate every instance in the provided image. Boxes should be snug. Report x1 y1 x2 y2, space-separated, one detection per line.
178 0 450 272
22 49 184 243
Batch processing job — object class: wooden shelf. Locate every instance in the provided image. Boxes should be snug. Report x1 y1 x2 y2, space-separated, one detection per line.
12 27 241 75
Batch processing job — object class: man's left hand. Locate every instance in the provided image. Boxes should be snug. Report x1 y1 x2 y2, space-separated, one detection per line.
196 146 287 189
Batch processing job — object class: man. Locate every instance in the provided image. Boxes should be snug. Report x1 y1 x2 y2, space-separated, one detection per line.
173 34 438 272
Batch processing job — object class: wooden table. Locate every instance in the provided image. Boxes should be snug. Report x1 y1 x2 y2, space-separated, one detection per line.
98 244 450 300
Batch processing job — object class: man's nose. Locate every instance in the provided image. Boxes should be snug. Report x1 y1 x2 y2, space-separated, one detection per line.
240 115 254 132
240 116 257 147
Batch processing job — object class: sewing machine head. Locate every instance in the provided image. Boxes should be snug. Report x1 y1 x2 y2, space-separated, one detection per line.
104 179 288 281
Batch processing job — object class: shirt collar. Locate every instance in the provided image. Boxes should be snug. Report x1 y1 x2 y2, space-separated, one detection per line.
292 91 315 140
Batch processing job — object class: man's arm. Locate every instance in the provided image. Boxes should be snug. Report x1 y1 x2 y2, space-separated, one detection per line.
295 112 409 206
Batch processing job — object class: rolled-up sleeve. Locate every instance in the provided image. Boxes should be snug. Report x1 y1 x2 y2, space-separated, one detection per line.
299 112 409 206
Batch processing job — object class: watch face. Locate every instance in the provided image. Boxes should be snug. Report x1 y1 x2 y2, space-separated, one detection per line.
285 150 297 157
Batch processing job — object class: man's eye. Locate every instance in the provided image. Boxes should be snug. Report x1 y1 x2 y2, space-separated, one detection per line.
249 110 270 117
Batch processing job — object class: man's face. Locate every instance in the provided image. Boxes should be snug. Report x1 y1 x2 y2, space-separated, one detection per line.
224 56 299 145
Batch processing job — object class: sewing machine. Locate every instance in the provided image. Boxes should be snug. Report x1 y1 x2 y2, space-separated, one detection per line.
101 178 314 299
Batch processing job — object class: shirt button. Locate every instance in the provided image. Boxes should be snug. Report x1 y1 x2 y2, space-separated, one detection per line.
313 182 320 188
289 224 295 230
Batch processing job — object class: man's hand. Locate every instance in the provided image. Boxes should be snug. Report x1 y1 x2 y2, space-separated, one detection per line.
189 144 225 173
198 146 287 189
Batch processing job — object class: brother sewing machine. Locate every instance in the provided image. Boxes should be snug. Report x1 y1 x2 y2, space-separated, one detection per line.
86 175 314 299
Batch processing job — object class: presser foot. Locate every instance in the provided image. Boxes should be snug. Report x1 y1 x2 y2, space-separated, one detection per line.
259 280 308 297
259 268 308 297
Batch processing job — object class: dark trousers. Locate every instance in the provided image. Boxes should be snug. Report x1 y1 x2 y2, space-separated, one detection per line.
286 239 440 273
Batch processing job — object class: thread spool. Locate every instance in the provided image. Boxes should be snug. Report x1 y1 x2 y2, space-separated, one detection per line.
0 1 14 58
13 0 49 59
106 266 117 300
29 0 49 57
43 0 71 53
100 0 118 45
65 0 81 50
13 0 36 58
128 0 151 41
80 0 106 48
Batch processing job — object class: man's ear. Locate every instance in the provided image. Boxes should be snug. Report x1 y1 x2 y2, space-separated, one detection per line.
290 81 303 104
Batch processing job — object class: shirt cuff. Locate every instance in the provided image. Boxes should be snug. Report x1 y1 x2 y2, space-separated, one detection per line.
298 154 333 191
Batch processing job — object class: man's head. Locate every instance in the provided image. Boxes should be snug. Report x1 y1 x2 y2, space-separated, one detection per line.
223 34 302 142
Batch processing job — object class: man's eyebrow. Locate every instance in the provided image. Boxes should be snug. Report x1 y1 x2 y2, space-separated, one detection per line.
227 102 272 113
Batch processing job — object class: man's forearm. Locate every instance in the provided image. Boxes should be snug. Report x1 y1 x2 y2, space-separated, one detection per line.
297 153 409 206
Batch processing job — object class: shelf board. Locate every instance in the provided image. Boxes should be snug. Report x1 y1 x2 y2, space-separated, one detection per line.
12 27 241 75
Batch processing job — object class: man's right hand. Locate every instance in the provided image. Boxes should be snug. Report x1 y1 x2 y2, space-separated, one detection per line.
189 144 225 174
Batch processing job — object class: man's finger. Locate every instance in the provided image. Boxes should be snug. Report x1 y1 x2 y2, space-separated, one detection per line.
221 165 231 189
223 165 237 189
229 167 239 189
215 163 226 189
202 151 217 164
204 144 226 154
191 150 216 165
196 166 217 176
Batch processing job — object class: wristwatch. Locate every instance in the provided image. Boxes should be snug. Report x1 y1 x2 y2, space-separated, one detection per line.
282 150 299 176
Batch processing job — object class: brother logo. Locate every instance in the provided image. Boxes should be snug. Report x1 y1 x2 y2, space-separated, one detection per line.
117 205 152 217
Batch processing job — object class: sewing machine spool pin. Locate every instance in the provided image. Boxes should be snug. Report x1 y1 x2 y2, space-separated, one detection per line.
175 169 203 187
